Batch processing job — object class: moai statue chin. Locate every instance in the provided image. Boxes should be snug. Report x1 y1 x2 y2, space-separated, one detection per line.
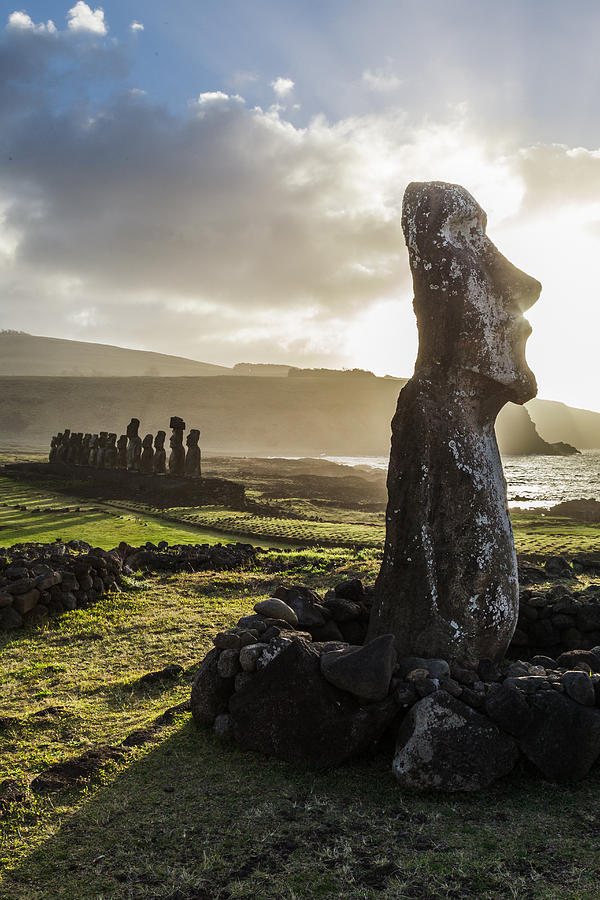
153 430 166 474
168 416 186 476
126 418 142 472
140 433 155 474
368 181 540 665
185 429 202 477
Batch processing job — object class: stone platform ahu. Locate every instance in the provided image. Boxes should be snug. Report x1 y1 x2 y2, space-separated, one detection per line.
191 182 600 789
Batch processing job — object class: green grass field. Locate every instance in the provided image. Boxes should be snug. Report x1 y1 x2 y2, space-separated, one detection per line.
2 466 600 898
2 566 600 899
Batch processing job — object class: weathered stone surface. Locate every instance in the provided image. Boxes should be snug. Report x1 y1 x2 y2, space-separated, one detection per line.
398 657 450 680
393 691 518 791
0 607 23 630
12 589 40 615
254 598 299 627
518 691 600 781
229 638 398 768
239 642 268 673
320 634 396 701
217 649 241 679
334 579 364 602
368 181 540 664
190 648 236 727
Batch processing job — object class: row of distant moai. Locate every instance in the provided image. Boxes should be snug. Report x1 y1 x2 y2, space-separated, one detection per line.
48 417 202 477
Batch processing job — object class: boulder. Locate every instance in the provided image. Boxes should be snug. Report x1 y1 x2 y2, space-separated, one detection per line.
254 598 299 627
320 634 397 701
334 579 364 602
273 585 328 628
229 638 398 768
561 671 596 707
191 648 236 727
518 691 600 781
556 649 600 672
484 684 533 736
393 691 519 791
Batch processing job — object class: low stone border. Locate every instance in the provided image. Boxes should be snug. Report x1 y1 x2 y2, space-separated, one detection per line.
0 539 259 631
191 579 600 789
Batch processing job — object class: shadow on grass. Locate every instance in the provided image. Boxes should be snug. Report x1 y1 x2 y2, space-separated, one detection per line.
4 716 600 900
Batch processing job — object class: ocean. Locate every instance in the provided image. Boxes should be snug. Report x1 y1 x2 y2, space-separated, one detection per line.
320 450 600 510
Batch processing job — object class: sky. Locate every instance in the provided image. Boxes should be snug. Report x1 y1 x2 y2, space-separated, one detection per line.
1 1 600 410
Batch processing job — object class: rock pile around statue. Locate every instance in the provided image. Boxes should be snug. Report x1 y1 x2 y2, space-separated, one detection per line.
191 577 600 789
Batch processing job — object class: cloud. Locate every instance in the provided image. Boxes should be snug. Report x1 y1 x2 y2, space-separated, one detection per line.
67 2 107 35
130 21 144 32
271 76 294 98
1 15 600 409
362 68 402 92
7 11 56 32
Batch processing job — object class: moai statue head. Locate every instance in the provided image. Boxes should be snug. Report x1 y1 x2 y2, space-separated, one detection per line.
126 418 140 440
140 433 155 474
168 416 186 476
185 428 201 477
403 181 540 408
153 430 166 474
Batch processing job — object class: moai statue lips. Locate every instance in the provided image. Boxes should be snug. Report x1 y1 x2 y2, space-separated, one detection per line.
368 181 541 665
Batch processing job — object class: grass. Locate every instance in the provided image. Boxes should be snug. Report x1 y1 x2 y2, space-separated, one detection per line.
2 461 600 897
3 562 600 899
0 477 290 550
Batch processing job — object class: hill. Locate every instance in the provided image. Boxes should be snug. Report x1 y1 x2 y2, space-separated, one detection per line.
0 331 230 378
0 373 575 457
527 398 600 450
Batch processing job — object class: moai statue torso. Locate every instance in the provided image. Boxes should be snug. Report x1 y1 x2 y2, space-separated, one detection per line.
116 435 128 469
168 416 186 476
185 429 202 477
368 181 540 665
126 418 142 472
104 433 117 469
153 430 166 474
140 434 155 474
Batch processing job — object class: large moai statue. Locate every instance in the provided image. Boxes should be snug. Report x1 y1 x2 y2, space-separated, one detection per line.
56 429 70 463
88 434 99 467
104 433 117 469
185 429 202 477
168 417 186 476
49 434 59 463
368 181 540 665
81 434 91 465
140 434 155 474
116 434 128 469
96 432 108 468
153 430 166 474
126 418 142 472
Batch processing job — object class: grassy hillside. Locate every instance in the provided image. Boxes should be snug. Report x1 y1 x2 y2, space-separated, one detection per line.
0 332 230 378
0 373 567 457
527 398 600 449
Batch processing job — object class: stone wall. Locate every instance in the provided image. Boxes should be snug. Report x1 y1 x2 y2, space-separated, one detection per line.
4 462 246 509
